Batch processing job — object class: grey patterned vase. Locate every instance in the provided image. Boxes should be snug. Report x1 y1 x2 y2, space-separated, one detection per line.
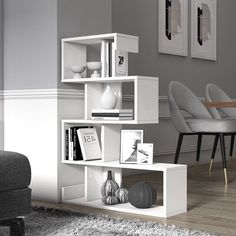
101 170 119 197
115 181 128 203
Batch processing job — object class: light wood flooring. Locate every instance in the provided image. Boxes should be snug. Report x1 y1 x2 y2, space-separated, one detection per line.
33 160 236 236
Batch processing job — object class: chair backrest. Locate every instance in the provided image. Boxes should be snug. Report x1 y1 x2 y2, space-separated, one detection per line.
206 84 236 119
168 81 212 133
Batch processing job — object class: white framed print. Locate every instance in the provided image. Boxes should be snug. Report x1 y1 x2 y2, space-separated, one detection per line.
120 130 143 164
137 143 154 165
158 0 188 56
191 0 217 60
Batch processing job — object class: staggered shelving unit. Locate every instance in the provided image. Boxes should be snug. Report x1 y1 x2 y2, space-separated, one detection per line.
61 33 187 218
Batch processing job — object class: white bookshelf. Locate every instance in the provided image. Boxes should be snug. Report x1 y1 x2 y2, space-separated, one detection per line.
61 33 187 218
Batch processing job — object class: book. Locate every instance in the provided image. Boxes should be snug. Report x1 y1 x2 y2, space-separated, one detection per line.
92 113 133 117
65 129 69 160
101 41 107 77
91 109 133 114
92 116 133 120
71 126 93 161
77 128 102 161
68 128 73 160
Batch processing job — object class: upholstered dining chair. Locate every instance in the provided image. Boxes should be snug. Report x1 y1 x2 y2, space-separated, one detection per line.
168 81 236 184
206 84 236 170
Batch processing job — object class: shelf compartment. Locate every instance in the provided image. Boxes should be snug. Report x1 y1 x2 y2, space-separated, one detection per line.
61 121 122 163
62 76 159 124
61 163 187 218
61 33 138 81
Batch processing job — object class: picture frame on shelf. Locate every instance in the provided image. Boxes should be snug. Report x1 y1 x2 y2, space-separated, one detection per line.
191 0 217 60
120 130 143 164
137 143 154 165
158 0 188 56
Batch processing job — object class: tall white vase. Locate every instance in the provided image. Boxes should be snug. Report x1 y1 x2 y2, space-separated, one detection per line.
101 85 117 109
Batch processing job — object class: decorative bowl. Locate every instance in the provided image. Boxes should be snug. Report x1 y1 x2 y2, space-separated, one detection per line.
71 65 86 78
86 62 102 78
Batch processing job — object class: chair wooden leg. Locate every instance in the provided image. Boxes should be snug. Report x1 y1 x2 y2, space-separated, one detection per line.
229 134 235 163
209 134 219 172
196 134 202 166
219 133 228 184
174 133 184 164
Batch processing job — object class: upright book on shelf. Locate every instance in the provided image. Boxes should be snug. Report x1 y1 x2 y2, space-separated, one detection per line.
77 128 102 161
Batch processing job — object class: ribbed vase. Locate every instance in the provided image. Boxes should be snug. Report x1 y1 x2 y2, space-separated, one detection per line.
101 170 119 197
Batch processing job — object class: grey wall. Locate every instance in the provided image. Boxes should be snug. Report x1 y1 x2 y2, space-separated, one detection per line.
112 0 236 97
0 0 3 90
57 0 112 89
4 0 58 90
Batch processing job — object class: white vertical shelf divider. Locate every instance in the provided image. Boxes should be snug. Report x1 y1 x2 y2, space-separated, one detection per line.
101 124 122 162
60 33 187 218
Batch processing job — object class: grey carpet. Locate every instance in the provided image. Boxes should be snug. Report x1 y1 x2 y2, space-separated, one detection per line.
0 207 222 236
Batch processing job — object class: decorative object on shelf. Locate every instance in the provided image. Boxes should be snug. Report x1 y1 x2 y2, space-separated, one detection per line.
71 65 86 79
115 181 128 203
158 0 188 56
101 85 117 109
101 170 119 197
137 143 154 165
128 181 157 209
77 128 101 161
120 130 143 164
191 0 217 60
114 50 128 76
86 61 102 78
102 192 119 205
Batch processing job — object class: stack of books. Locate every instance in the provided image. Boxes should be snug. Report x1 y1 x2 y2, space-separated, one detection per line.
91 109 133 120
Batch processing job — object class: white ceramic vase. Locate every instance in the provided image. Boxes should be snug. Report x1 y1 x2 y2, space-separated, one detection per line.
101 85 117 109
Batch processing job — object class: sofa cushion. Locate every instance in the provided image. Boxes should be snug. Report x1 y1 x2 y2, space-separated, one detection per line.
0 151 31 192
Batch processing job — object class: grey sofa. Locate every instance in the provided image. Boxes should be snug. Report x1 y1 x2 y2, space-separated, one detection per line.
0 151 31 235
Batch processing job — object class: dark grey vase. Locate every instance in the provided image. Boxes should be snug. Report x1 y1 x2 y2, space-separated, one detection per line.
101 170 119 197
128 181 157 208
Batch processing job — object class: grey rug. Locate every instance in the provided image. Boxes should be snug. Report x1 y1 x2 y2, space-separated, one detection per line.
1 207 222 236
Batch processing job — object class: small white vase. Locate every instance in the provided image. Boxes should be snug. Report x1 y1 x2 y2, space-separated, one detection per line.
101 85 117 109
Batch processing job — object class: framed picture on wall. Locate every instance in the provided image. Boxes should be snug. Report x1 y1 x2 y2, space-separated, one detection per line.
191 0 217 60
158 0 188 56
120 130 143 164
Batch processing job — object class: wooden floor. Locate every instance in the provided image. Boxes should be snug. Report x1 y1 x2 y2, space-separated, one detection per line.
33 160 236 236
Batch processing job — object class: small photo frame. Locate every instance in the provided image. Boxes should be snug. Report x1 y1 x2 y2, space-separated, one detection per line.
137 143 153 165
115 51 128 76
120 130 143 164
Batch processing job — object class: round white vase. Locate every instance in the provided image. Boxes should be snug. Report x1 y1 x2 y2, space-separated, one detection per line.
101 85 117 109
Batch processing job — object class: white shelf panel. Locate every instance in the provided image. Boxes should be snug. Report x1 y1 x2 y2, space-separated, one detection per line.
63 197 166 218
62 33 138 48
62 160 186 172
62 76 158 84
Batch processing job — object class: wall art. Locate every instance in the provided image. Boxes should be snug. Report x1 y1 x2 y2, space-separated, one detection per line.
191 0 217 60
158 0 188 56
